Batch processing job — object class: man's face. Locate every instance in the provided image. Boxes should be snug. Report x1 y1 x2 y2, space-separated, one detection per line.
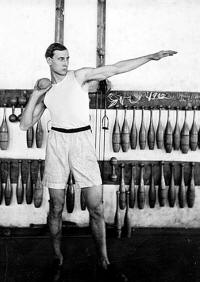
47 49 70 76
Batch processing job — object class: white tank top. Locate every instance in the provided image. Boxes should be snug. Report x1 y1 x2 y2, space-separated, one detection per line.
44 71 90 129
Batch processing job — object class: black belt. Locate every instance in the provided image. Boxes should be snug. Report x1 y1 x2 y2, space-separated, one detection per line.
51 125 91 133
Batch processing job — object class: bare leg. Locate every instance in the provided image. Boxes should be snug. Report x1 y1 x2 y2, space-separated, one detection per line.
48 188 65 265
82 185 110 269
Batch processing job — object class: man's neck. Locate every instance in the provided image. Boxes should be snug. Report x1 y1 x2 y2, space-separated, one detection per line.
51 71 67 84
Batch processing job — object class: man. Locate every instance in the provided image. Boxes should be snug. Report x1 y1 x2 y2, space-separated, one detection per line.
20 43 177 282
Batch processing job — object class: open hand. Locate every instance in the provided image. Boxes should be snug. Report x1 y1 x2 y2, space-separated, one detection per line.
152 50 177 60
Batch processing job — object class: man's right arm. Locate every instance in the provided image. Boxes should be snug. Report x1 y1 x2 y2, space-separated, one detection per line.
19 88 49 131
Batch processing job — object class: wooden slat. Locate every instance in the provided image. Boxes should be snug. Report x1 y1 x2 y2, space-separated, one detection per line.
0 159 45 184
0 159 198 186
99 160 200 186
97 0 106 67
55 0 65 44
0 89 200 109
105 90 200 109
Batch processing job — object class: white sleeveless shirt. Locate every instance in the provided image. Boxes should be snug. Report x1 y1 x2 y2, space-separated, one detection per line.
44 71 90 129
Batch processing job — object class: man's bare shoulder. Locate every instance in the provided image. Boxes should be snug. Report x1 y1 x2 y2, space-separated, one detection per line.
74 67 94 85
74 67 94 78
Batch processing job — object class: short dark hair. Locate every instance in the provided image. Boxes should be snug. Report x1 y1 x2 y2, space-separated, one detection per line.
45 43 67 58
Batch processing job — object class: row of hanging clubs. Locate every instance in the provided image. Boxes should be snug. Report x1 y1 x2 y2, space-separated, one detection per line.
109 158 195 238
112 105 199 153
0 159 87 213
0 160 43 207
0 95 44 150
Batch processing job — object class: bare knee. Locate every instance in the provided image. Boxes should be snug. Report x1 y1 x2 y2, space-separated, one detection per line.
49 199 64 218
88 203 104 221
48 188 65 218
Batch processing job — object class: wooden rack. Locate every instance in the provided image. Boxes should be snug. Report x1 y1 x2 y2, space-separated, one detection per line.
99 160 199 185
0 159 199 186
0 89 200 109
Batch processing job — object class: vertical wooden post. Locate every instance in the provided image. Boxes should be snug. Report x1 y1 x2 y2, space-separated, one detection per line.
55 0 65 44
97 0 106 67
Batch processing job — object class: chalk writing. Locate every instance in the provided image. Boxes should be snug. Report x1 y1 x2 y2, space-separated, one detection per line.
105 90 200 109
144 92 170 101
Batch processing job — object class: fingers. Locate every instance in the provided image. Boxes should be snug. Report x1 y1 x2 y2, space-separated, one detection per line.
162 50 178 57
168 51 177 56
33 79 40 90
152 50 177 60
40 84 52 94
32 84 52 97
167 50 177 56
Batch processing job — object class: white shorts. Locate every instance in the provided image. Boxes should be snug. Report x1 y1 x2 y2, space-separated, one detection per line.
42 128 102 189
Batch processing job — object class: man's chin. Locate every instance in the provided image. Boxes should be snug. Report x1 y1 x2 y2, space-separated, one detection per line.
58 70 67 76
54 70 68 76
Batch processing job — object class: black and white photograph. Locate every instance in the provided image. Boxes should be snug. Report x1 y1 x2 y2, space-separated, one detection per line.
0 1 200 281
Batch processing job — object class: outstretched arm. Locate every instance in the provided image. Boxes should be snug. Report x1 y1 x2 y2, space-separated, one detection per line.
76 50 177 84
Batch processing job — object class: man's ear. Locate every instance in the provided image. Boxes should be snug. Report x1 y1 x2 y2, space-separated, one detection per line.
46 57 52 66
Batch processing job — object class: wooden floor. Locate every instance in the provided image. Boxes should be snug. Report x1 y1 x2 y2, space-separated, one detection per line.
0 226 200 282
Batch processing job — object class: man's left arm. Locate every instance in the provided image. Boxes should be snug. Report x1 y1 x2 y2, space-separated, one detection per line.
76 50 177 84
